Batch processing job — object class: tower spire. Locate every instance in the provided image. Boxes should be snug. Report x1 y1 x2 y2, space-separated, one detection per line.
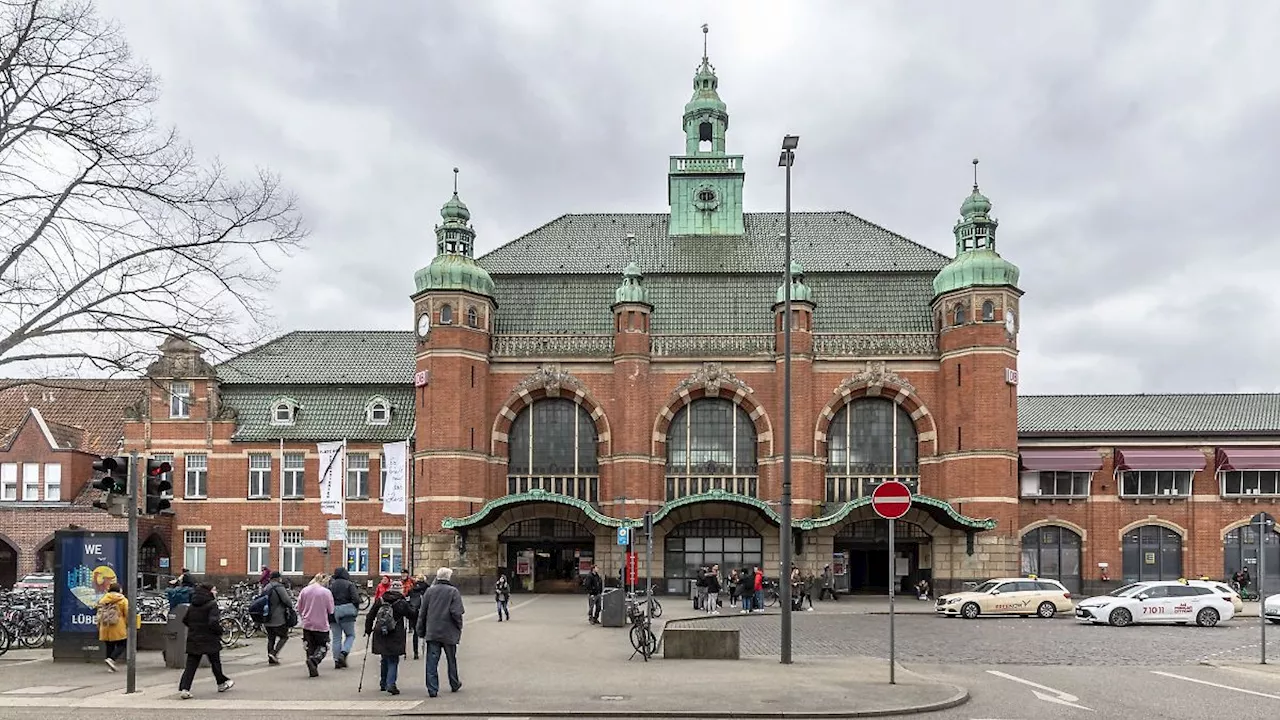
453 166 459 195
702 23 709 61
972 157 979 190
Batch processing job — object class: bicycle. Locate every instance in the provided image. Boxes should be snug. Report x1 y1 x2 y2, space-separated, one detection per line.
1230 581 1260 602
625 584 663 619
625 599 657 661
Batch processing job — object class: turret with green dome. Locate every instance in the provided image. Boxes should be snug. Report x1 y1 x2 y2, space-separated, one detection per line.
413 168 496 299
932 159 1020 298
775 260 813 305
614 262 650 306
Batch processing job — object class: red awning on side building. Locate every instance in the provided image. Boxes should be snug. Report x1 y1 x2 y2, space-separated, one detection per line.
1113 448 1207 472
1216 448 1280 471
1019 449 1104 472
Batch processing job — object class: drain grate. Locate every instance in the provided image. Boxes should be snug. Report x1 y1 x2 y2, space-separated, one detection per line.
599 695 627 701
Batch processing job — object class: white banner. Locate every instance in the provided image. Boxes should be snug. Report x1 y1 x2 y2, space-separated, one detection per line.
317 441 346 516
381 441 408 516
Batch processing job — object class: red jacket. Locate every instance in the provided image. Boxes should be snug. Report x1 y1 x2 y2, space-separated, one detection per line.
754 571 764 591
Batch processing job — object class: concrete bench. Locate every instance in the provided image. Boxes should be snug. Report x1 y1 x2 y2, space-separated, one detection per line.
662 626 740 660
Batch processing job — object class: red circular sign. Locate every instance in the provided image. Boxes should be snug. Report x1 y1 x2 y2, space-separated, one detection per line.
871 481 913 520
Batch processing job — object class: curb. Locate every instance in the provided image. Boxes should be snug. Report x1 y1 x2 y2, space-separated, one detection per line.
392 684 970 718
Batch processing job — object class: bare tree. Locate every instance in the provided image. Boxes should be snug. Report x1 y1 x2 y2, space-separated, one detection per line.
0 0 306 388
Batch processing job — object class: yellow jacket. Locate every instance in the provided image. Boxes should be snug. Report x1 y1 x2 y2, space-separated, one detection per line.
95 592 136 642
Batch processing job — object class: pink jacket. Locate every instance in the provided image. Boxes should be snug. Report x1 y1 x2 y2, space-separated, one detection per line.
296 583 335 631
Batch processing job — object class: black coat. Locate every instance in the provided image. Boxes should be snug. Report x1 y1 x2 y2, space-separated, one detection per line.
363 590 413 657
183 587 223 656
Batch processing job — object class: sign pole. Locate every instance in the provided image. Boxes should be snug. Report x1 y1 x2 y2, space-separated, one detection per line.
1261 513 1268 665
888 516 896 685
870 480 910 687
125 451 139 694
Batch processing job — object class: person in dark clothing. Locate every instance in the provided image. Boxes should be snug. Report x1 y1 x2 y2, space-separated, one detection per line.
704 566 722 614
406 575 430 659
261 571 294 664
416 566 465 697
364 580 414 695
328 567 359 668
258 566 271 588
178 583 234 699
584 566 603 624
494 571 511 621
737 568 754 613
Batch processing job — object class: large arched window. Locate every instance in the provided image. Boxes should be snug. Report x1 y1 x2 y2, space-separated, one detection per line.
507 398 599 502
1021 526 1082 595
665 398 757 499
1123 525 1182 583
826 398 918 503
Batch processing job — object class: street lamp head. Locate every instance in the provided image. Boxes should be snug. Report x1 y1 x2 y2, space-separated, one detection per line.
778 151 792 168
781 135 799 150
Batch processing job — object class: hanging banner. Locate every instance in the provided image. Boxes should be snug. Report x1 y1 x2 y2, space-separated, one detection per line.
381 440 408 516
318 440 346 516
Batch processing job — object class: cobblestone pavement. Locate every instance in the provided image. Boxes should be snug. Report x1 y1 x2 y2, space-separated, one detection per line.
675 612 1280 665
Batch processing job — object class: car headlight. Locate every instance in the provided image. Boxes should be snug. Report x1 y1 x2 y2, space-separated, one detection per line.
947 598 960 604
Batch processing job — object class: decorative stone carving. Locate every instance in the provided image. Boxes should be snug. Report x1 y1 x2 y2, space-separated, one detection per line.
812 333 937 357
513 364 584 396
651 334 774 357
490 334 612 358
838 361 916 395
145 334 216 378
674 362 753 396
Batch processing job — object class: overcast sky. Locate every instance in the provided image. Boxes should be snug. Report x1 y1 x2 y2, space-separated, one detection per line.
103 0 1280 396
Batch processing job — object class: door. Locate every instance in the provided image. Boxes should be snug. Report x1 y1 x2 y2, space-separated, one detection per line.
1136 584 1176 622
0 540 16 589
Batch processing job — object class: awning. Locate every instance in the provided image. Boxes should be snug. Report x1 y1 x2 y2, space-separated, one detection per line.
1216 448 1280 472
1020 449 1104 472
1113 448 1206 472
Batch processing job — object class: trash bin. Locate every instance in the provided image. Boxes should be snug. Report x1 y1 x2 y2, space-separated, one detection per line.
163 604 190 669
600 587 626 627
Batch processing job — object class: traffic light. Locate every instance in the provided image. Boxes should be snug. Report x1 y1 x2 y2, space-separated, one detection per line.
144 457 173 515
91 456 129 494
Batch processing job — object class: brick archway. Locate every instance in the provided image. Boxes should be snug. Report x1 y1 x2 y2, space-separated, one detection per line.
490 378 612 458
812 370 938 459
650 385 774 458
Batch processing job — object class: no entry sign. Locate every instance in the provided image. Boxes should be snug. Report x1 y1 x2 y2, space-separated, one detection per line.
871 481 912 520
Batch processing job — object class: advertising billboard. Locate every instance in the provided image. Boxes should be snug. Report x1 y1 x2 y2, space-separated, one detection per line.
53 529 128 660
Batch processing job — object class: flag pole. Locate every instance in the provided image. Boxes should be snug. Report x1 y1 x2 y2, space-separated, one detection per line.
277 437 284 569
405 436 412 574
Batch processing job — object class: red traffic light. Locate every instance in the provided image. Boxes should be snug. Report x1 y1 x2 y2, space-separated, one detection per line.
148 461 172 476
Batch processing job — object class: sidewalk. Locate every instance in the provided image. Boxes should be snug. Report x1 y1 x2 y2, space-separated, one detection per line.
0 594 968 717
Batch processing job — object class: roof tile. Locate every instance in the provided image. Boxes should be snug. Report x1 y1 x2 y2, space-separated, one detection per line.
0 380 144 454
1019 394 1280 436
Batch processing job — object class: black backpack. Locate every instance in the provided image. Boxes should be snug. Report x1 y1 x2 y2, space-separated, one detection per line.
375 601 396 636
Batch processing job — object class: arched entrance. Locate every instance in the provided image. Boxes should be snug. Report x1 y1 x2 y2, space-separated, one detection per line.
1124 525 1183 584
140 534 169 590
1020 526 1082 595
0 537 16 589
499 518 595 593
1224 524 1280 596
663 519 763 595
835 520 931 594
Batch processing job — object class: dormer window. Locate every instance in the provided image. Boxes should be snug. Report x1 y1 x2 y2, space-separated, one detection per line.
366 398 390 426
466 306 479 328
271 399 298 426
440 304 453 325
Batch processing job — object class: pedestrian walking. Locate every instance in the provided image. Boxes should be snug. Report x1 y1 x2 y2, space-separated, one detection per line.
177 583 234 699
95 582 130 672
261 570 295 664
407 574 429 659
297 573 335 678
374 574 392 602
820 565 837 601
416 566 465 698
494 572 511 621
584 565 603 624
364 580 414 695
328 567 360 669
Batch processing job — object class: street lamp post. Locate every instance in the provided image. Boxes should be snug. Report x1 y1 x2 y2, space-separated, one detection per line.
778 134 799 665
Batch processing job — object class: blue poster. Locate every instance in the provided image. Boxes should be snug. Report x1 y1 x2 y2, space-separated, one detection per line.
55 531 127 635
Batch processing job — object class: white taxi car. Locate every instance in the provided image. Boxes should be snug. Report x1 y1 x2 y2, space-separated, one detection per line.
935 576 1074 619
1263 593 1280 624
1187 579 1245 614
1075 579 1234 627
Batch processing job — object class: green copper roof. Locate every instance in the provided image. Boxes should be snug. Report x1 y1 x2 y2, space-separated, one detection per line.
775 260 813 304
685 57 727 117
960 188 991 217
441 192 470 222
217 331 414 384
222 384 414 443
1019 394 1280 436
414 253 496 297
614 262 649 305
932 249 1020 296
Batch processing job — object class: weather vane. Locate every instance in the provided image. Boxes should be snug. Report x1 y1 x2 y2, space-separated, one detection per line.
702 23 709 59
453 167 459 194
972 158 980 189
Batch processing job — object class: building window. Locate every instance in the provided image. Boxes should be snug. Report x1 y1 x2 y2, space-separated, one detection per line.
21 463 39 501
272 400 296 425
1222 470 1280 497
665 398 757 499
1020 471 1091 498
466 306 479 328
170 381 192 418
247 530 271 573
248 453 271 498
184 530 207 574
366 399 390 426
1122 525 1183 583
825 398 919 503
1020 526 1082 596
283 452 305 498
981 300 995 322
379 454 387 499
506 398 599 502
184 454 208 498
346 453 369 498
281 529 304 575
380 530 403 574
346 529 369 575
0 463 15 501
1119 470 1192 498
440 304 453 325
44 463 61 502
952 303 966 326
663 519 762 595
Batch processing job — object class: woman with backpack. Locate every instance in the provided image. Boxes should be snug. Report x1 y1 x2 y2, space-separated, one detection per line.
363 579 414 695
95 582 130 672
494 571 511 621
178 583 234 699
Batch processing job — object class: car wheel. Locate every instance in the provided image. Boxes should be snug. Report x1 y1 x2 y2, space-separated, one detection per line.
961 602 980 620
1268 618 1280 625
1036 601 1056 619
1108 607 1133 627
1196 607 1220 628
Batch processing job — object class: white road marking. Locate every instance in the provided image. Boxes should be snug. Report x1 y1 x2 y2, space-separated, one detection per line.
1152 670 1280 700
986 670 1094 712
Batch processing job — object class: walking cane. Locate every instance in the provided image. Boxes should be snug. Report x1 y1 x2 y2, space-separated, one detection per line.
357 633 371 692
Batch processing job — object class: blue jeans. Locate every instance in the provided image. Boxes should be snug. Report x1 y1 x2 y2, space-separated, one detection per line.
754 589 764 610
425 641 460 696
741 593 751 611
496 598 509 620
380 655 399 689
330 603 357 657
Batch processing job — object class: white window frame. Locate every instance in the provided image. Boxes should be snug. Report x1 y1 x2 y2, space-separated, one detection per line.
271 400 296 426
0 463 15 501
184 529 207 574
247 530 271 573
379 530 403 574
366 398 390 426
1220 469 1280 497
184 454 208 498
1019 470 1091 499
346 453 369 499
283 452 305 498
43 463 61 502
170 381 192 419
21 463 39 501
1119 469 1193 498
280 529 304 575
346 529 369 575
248 453 271 499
